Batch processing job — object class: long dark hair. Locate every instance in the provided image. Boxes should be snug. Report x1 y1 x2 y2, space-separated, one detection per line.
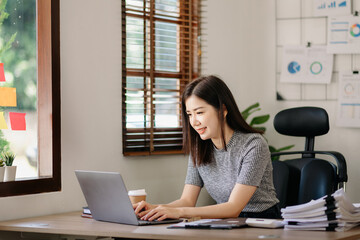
182 75 263 166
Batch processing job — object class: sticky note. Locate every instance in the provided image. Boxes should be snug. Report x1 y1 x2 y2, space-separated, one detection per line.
9 112 26 131
0 112 8 129
0 87 17 107
0 63 5 82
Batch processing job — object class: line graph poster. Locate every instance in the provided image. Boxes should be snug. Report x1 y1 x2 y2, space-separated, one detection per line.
313 0 351 16
337 72 360 127
327 16 360 54
280 45 333 84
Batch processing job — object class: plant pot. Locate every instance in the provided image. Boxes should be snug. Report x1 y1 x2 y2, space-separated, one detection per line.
0 167 5 182
4 165 17 182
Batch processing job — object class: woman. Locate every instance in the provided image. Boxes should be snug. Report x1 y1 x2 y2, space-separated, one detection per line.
134 75 280 221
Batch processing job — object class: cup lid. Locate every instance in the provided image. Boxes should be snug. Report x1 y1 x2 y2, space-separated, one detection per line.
128 189 147 196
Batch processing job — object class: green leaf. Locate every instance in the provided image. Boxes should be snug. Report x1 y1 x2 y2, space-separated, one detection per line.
2 151 15 166
241 102 260 115
275 144 295 152
0 11 9 25
241 102 260 121
250 114 270 125
269 144 295 161
0 0 8 11
268 145 276 153
0 130 10 153
254 127 266 132
0 32 17 57
0 0 9 27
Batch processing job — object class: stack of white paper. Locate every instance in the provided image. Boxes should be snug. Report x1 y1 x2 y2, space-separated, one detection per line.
281 189 360 231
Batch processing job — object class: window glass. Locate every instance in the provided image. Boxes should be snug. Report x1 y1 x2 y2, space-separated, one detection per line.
125 76 147 128
0 0 37 179
155 22 178 72
154 77 179 128
126 17 144 69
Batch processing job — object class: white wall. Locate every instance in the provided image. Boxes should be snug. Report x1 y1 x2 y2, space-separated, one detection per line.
202 0 360 203
0 0 211 221
0 0 359 221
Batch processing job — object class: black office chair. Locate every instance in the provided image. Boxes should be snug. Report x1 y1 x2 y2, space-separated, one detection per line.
271 107 348 208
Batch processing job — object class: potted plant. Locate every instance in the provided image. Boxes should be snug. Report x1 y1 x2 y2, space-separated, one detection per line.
2 152 16 181
0 156 5 182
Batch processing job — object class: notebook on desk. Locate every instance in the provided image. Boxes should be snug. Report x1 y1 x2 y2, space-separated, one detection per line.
75 170 181 226
168 218 248 229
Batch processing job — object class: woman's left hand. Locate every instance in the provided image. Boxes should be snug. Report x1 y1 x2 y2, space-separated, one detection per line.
141 205 182 221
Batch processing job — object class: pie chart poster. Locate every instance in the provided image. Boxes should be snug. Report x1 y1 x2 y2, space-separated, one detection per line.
328 16 360 54
280 45 334 84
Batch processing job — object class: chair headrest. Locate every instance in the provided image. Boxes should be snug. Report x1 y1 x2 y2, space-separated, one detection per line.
274 107 329 137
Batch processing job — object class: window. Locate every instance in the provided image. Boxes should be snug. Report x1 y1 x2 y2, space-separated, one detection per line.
122 0 201 155
0 0 37 179
0 0 60 197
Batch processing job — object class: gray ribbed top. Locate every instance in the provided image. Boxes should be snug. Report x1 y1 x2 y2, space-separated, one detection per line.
185 131 279 212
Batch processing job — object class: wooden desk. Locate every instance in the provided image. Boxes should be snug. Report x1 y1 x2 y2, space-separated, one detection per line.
0 211 359 240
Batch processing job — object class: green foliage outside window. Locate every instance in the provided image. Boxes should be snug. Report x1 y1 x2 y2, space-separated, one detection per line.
0 0 36 111
0 0 14 153
0 1 16 57
1 0 36 154
0 130 9 153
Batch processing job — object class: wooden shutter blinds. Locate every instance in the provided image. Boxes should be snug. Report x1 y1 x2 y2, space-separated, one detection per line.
122 0 201 156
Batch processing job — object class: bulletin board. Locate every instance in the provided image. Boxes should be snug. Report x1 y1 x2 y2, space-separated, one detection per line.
275 0 360 101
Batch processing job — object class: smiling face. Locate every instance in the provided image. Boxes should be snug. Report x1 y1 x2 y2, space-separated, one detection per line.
185 95 224 147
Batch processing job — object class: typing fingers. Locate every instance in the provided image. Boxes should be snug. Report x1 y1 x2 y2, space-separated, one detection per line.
132 202 139 210
141 209 156 221
148 212 164 221
134 201 148 214
142 209 162 221
156 214 169 221
137 209 150 218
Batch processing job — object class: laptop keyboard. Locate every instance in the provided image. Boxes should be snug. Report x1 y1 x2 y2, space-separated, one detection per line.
138 218 182 225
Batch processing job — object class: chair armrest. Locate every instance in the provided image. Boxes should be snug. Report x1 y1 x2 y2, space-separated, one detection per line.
271 151 348 184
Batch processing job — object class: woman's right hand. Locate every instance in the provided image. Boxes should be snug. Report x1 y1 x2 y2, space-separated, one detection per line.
133 201 156 218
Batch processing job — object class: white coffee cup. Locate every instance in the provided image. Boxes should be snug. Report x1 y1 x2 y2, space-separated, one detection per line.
128 189 147 204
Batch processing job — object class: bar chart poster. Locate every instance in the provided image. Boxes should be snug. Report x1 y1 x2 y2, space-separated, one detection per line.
327 16 360 54
313 0 351 16
280 46 333 84
337 72 360 128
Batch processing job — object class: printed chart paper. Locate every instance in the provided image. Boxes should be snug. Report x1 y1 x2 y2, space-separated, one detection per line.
313 0 351 16
327 16 360 54
280 46 333 84
336 72 360 127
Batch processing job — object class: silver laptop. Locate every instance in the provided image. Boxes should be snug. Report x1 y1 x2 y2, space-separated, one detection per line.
75 170 181 226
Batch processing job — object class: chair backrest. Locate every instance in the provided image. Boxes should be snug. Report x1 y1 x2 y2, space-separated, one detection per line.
274 106 329 152
271 107 347 208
